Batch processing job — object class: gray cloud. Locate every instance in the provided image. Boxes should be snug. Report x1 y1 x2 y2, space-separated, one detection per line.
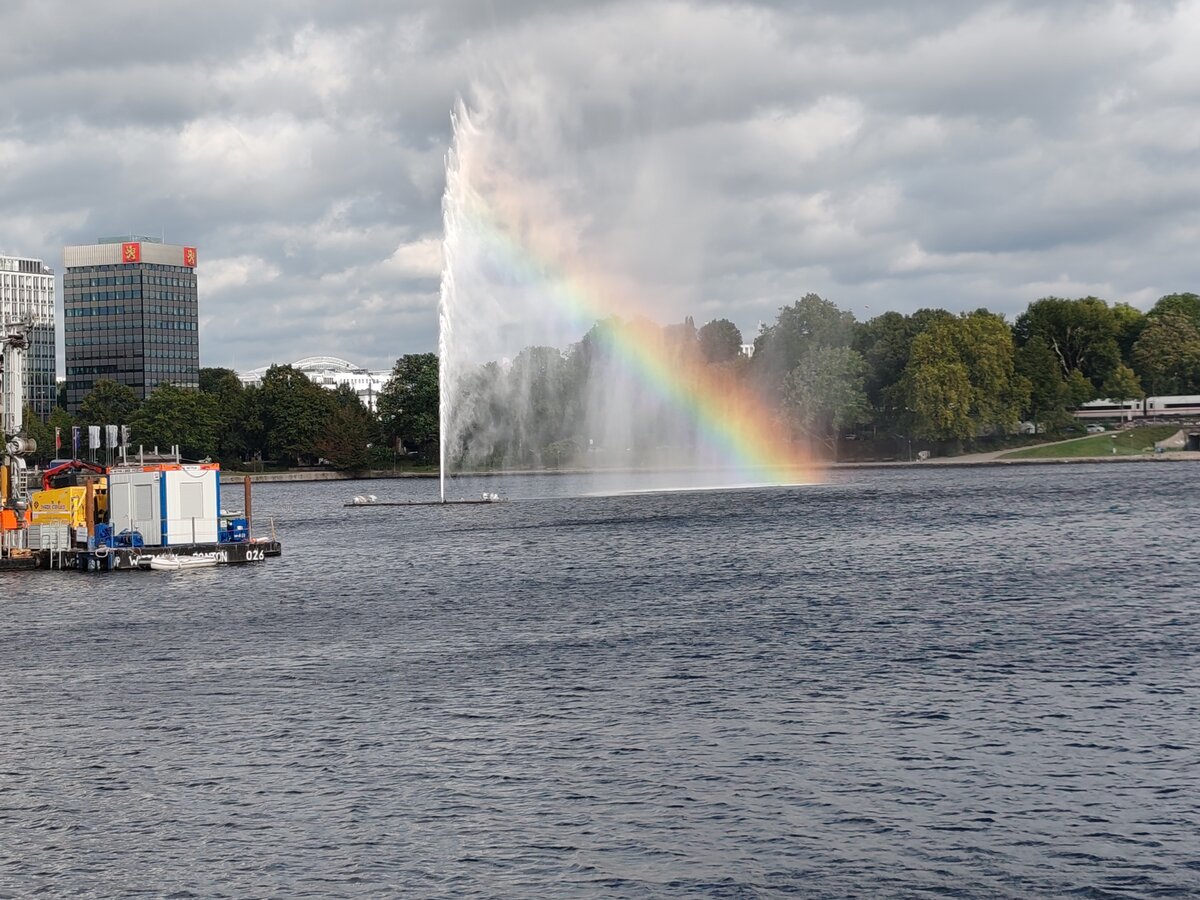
1 0 1197 373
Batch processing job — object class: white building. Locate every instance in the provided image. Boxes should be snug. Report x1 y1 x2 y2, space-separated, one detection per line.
0 253 56 420
238 356 391 410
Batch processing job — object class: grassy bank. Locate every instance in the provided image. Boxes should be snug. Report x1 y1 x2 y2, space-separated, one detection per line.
1000 426 1179 460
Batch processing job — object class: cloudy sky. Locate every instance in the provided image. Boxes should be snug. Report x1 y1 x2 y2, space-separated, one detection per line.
2 0 1198 373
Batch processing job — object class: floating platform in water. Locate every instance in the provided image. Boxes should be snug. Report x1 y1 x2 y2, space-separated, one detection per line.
345 492 502 508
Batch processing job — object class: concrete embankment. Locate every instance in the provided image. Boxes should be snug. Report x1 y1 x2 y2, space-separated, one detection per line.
219 470 436 485
832 452 1200 470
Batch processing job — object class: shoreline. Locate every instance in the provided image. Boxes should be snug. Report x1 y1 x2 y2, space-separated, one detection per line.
220 452 1200 484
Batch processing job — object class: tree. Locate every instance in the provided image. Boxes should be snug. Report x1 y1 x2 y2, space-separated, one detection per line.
662 316 698 361
781 346 869 455
1148 292 1200 329
77 379 140 426
21 405 54 464
1131 313 1200 396
853 308 954 428
131 385 221 460
1102 363 1144 403
1064 369 1094 408
199 367 256 463
377 353 439 460
258 365 336 465
955 311 1027 433
199 367 241 397
908 357 974 441
315 386 374 470
1013 296 1121 389
1014 335 1069 430
1111 302 1147 364
904 312 1025 440
752 293 856 394
698 318 743 363
506 346 572 464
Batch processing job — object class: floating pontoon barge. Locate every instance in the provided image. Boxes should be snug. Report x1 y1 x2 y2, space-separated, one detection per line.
16 457 282 573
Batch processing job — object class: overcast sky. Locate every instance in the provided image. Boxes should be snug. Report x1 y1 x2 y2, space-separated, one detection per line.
2 0 1198 372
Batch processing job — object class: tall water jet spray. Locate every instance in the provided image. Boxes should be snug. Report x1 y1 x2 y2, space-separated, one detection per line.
437 113 459 504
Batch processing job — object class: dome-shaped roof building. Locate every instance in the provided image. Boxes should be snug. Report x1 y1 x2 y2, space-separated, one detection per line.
239 357 391 410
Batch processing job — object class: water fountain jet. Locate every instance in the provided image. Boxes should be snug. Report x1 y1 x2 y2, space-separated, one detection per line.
436 99 817 498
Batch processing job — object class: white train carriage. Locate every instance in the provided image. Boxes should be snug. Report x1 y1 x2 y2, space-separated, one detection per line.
1145 395 1200 416
1075 395 1200 420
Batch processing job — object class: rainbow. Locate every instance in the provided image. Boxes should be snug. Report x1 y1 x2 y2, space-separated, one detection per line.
444 191 820 484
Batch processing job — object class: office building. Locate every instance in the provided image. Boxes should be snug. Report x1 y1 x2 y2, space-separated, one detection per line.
62 236 199 412
0 253 57 421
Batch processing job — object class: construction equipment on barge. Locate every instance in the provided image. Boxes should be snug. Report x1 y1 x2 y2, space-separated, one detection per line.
0 312 280 571
26 453 281 572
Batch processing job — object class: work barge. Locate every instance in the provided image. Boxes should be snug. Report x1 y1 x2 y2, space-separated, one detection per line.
0 313 279 572
2 454 281 573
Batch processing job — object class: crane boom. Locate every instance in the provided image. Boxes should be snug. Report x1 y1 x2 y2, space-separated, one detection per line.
1 320 35 556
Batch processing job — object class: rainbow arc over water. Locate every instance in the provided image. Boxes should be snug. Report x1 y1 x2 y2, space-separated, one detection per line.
442 190 819 484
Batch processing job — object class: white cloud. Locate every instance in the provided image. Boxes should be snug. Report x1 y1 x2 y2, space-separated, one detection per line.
0 0 1196 372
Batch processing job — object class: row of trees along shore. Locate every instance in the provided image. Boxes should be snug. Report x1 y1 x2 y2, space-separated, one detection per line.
27 290 1200 469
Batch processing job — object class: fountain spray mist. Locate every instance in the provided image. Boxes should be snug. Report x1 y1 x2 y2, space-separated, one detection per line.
437 93 815 495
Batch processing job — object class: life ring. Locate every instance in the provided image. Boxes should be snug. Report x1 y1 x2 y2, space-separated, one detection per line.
94 545 109 558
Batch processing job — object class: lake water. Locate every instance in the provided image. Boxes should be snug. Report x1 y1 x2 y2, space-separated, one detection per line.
2 464 1197 898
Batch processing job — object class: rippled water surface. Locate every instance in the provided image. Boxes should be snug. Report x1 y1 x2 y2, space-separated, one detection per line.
2 464 1198 898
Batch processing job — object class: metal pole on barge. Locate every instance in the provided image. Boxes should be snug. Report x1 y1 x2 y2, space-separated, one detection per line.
244 476 252 540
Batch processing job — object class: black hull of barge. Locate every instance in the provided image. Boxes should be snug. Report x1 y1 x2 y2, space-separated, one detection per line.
33 541 283 571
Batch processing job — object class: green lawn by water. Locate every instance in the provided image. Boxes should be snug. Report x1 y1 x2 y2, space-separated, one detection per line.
1000 425 1180 460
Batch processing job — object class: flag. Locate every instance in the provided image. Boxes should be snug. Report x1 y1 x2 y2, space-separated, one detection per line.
55 427 61 451
106 425 118 448
71 426 80 457
120 425 130 447
88 425 100 450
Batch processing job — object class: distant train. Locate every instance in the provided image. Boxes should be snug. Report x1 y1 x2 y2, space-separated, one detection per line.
1074 395 1200 420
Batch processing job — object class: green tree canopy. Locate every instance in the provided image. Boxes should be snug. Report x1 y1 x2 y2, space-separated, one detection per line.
698 318 743 364
131 384 221 460
905 312 1026 440
1131 313 1200 396
1014 335 1069 429
378 353 439 458
1013 296 1121 389
21 405 54 465
1102 363 1144 402
752 293 856 393
854 308 954 426
258 365 336 465
199 367 259 463
1064 369 1094 408
1111 302 1148 363
1148 292 1200 329
77 379 140 426
781 345 869 454
315 386 374 471
506 346 573 463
